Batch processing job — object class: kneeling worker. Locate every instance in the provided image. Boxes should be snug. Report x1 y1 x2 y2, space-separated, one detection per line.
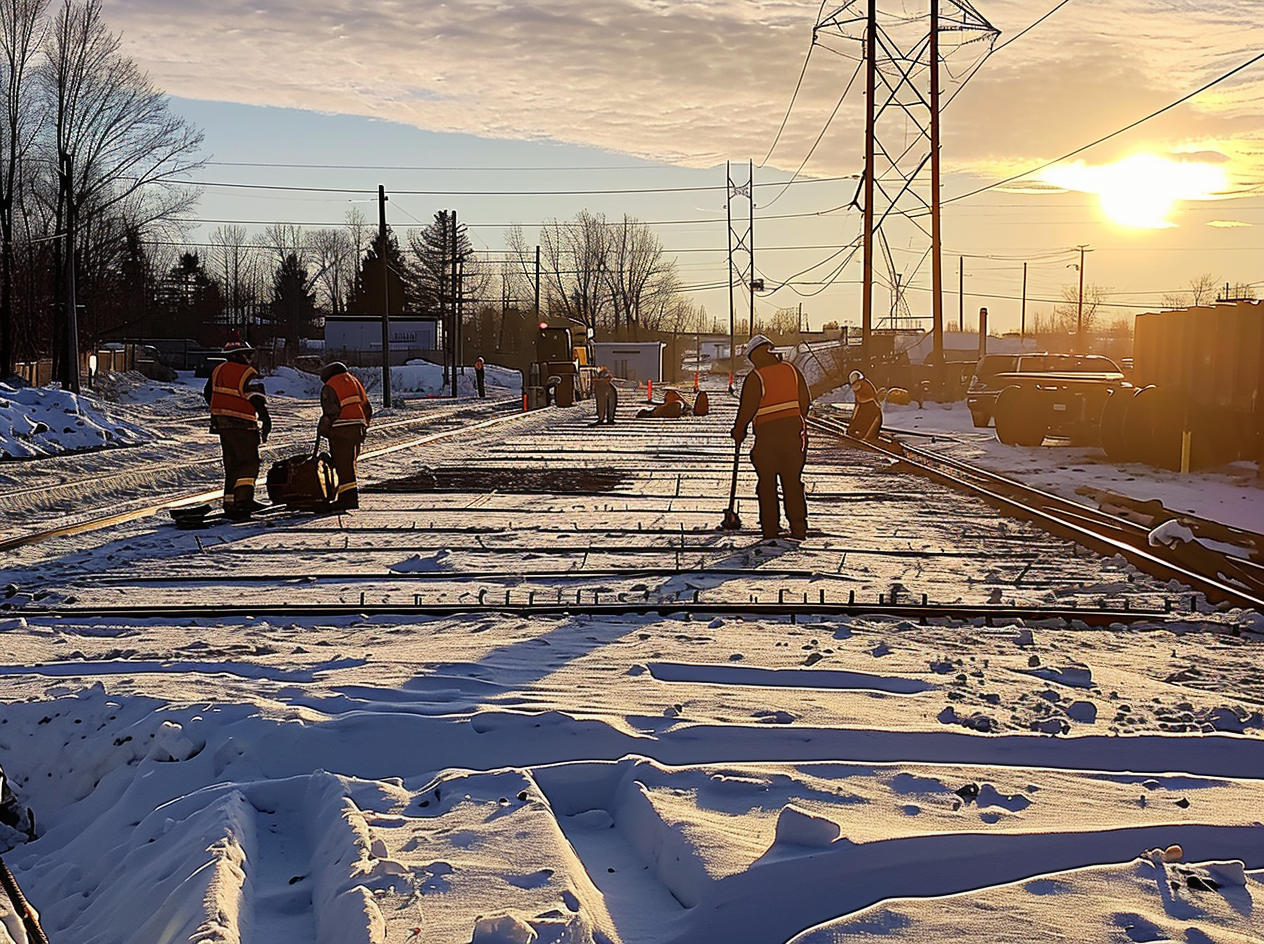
731 335 812 540
846 369 883 442
205 343 271 519
319 361 372 510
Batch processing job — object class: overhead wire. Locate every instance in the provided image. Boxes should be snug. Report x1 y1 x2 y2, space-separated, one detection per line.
757 0 829 169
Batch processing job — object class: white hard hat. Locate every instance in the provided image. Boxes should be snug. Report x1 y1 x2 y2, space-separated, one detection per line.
848 370 864 384
743 334 776 358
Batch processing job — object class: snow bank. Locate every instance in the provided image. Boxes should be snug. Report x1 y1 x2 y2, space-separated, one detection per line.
0 383 151 458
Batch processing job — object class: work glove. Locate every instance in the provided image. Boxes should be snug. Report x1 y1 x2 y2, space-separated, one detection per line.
318 416 332 438
730 428 745 445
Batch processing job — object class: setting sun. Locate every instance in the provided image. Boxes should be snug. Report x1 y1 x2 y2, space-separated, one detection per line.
1042 154 1228 228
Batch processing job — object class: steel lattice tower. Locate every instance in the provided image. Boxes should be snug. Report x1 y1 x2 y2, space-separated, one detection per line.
815 1 997 366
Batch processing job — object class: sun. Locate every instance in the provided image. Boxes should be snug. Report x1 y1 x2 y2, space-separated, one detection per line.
1042 154 1228 228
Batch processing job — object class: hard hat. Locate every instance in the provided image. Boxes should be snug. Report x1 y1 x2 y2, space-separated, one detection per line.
223 342 255 358
848 370 864 384
743 334 776 358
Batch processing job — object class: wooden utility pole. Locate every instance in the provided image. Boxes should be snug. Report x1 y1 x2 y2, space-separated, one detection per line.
1076 244 1088 351
1021 262 1028 341
861 0 876 364
450 211 460 398
62 151 79 394
929 0 944 370
378 185 391 409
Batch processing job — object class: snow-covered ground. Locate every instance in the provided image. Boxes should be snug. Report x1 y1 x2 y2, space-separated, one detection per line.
0 369 1262 944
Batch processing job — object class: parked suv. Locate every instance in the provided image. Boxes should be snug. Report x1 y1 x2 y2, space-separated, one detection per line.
967 352 1123 427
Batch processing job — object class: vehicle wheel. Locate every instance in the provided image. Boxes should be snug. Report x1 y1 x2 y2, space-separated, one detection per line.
969 408 991 429
1099 387 1139 462
994 385 1048 447
1123 385 1183 470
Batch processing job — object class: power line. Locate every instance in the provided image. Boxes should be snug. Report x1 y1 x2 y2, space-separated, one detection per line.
946 49 1264 206
758 0 829 168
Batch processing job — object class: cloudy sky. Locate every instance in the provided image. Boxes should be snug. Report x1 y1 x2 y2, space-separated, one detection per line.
103 0 1264 334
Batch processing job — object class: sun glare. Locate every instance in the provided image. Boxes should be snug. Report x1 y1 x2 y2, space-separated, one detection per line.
1042 154 1227 228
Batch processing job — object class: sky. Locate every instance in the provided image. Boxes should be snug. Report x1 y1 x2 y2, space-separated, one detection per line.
98 0 1264 336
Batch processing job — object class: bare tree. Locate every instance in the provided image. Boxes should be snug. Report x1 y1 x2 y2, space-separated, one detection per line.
0 0 46 376
539 210 610 331
306 227 355 315
41 0 204 382
1052 282 1109 338
1162 271 1219 309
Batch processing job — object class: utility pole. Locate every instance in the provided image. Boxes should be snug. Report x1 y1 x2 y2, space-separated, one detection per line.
958 256 964 333
1020 262 1028 342
929 0 944 371
1075 243 1088 352
450 211 460 398
860 0 876 366
748 159 756 338
726 160 755 389
378 184 391 409
534 245 541 321
62 151 80 394
726 160 735 389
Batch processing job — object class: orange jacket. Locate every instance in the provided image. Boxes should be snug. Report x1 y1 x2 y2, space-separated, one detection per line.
209 361 260 422
326 371 370 427
753 362 805 427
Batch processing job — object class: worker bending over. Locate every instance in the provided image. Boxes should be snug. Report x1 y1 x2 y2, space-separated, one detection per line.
730 335 812 541
846 369 883 442
319 361 372 510
205 343 271 519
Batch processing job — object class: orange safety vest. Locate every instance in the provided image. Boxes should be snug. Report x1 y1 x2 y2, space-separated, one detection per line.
210 361 260 422
753 362 803 427
327 371 370 427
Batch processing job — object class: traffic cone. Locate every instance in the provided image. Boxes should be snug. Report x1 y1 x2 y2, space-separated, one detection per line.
647 379 654 403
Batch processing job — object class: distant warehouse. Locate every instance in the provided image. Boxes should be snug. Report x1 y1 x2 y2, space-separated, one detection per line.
325 315 439 366
593 342 664 383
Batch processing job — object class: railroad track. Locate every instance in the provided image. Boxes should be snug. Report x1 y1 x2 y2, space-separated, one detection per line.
0 397 526 552
807 412 1264 611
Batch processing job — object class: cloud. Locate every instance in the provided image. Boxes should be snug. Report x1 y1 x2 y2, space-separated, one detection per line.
103 0 1264 190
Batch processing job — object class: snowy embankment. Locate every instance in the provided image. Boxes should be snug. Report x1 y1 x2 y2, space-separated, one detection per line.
0 382 151 459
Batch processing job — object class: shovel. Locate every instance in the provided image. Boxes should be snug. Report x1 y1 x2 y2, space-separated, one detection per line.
719 439 742 530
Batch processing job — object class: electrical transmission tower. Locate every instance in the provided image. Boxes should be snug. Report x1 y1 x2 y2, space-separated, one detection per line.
726 160 755 387
815 1 997 366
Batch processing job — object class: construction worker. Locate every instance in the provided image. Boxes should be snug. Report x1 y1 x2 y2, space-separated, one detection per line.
318 361 372 510
474 355 486 398
593 366 617 424
847 369 883 442
204 343 271 519
731 334 812 541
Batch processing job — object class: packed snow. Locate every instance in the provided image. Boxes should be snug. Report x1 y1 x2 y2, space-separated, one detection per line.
0 365 1262 944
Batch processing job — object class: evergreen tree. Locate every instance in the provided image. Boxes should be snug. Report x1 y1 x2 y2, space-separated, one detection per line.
346 229 410 316
271 252 317 356
407 210 473 319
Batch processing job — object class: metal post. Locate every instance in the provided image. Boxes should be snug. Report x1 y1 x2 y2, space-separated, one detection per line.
977 306 987 360
451 211 459 398
378 184 391 409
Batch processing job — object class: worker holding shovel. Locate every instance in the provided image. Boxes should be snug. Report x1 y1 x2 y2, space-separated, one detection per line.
728 335 812 541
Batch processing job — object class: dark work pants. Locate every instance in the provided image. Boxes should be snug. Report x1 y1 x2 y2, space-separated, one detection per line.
750 426 808 539
329 425 366 507
218 427 260 509
476 370 485 398
848 400 883 441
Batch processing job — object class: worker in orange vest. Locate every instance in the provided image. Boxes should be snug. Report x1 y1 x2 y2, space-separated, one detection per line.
204 344 271 519
731 335 812 541
846 369 883 442
474 355 486 398
318 362 372 510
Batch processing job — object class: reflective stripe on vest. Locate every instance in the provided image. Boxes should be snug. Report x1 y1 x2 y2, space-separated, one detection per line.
210 361 259 422
328 371 369 426
753 362 802 425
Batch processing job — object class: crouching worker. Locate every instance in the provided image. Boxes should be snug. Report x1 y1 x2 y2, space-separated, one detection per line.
205 343 271 520
319 361 372 510
846 370 883 442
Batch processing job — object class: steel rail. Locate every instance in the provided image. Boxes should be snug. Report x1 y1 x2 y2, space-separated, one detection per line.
0 407 537 553
807 415 1264 611
15 596 1190 627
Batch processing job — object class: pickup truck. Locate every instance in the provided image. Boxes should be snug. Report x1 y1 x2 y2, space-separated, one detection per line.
966 353 1127 446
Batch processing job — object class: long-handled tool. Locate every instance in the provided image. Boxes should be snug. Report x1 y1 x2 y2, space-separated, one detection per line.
719 439 743 530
